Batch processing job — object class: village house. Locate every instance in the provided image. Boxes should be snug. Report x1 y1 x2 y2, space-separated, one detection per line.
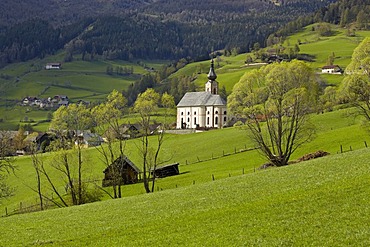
75 130 104 148
321 65 343 74
45 63 62 70
176 60 227 129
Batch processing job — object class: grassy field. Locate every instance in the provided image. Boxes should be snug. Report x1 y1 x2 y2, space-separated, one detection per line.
1 107 368 217
0 53 170 130
1 147 369 246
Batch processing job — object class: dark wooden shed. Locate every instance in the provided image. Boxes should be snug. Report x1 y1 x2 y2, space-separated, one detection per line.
151 163 180 178
102 155 141 187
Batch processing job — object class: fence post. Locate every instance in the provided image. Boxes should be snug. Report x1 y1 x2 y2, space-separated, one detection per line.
350 146 352 151
340 145 343 153
365 141 368 148
212 174 215 181
193 180 195 185
5 207 8 216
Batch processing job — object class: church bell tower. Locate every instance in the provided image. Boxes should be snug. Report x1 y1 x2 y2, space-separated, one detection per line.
205 59 218 95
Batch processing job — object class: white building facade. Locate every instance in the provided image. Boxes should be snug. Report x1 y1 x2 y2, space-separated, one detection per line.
176 60 227 129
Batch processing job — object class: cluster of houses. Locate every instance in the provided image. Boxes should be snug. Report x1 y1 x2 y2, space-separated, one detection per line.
21 95 69 109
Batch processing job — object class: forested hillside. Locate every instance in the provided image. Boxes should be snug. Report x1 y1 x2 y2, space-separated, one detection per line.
0 0 336 68
273 0 370 38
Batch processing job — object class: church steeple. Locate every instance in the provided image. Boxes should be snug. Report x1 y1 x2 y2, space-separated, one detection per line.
207 59 217 80
205 59 219 95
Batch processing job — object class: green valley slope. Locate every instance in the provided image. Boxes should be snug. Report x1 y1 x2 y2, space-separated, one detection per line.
1 147 369 246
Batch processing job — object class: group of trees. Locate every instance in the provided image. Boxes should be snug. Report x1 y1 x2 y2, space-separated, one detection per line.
23 89 175 210
106 65 134 76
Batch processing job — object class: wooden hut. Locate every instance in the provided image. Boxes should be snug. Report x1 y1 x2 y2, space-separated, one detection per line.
151 163 180 178
102 155 140 187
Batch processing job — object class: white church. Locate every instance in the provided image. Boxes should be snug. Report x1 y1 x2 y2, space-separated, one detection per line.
176 60 227 129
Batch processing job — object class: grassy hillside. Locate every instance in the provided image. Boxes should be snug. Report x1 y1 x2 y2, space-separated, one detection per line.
2 108 369 217
0 53 169 130
1 147 370 246
171 26 370 93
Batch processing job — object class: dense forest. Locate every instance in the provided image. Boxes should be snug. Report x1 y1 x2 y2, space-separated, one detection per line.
0 0 336 68
273 0 370 38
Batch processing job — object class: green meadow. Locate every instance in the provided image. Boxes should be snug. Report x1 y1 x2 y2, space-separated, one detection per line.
1 107 368 217
1 147 369 246
0 53 169 130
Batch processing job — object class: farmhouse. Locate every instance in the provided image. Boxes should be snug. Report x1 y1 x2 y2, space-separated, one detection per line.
45 63 61 70
102 155 140 187
176 60 227 129
321 65 343 74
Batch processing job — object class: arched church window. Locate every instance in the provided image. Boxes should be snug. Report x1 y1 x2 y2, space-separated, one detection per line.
215 116 219 125
207 111 210 115
194 117 197 124
224 111 227 115
187 118 190 122
215 111 218 115
207 117 210 125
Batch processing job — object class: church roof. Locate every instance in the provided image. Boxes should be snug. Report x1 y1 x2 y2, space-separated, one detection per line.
177 92 226 107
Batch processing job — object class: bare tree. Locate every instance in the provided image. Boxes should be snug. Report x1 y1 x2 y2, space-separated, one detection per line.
133 89 174 193
92 90 127 198
49 103 93 205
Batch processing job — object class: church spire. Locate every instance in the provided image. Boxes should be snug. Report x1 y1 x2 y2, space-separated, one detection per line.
207 59 217 81
205 59 218 95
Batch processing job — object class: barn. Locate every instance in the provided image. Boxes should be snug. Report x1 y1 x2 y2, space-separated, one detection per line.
151 163 180 178
102 155 140 187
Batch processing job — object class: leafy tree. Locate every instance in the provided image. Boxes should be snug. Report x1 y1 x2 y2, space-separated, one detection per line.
228 60 318 166
320 86 338 112
327 52 335 66
0 132 15 199
341 37 370 126
356 10 368 30
315 23 332 36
